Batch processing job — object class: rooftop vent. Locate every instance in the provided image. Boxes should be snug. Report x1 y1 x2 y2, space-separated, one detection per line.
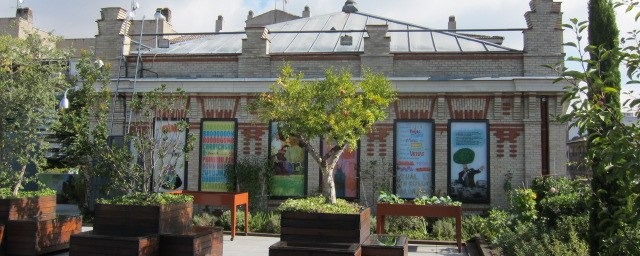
342 0 358 13
340 35 353 46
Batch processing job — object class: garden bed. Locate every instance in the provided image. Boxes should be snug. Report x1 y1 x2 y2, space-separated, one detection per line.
280 207 370 244
5 215 82 255
269 241 361 256
361 234 408 256
0 195 56 223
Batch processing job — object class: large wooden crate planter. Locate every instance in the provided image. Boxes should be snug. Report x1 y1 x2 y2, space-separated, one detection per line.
361 234 408 256
269 241 362 256
69 231 159 256
93 201 193 237
5 215 82 255
280 207 371 244
159 226 223 256
0 195 56 223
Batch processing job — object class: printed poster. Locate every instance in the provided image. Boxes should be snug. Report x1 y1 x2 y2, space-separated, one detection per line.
269 122 307 197
394 121 434 198
321 140 359 199
200 120 237 192
449 120 489 203
153 119 187 192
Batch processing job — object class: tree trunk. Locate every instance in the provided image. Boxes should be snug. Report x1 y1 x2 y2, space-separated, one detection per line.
320 147 345 204
11 164 27 197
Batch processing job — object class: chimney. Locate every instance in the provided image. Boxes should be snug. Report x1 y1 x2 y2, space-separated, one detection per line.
161 8 171 23
302 6 310 18
16 8 33 23
247 10 254 20
448 15 456 30
215 15 223 33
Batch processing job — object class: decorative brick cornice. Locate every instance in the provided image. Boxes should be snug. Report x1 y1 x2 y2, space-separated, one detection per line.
447 96 491 119
491 124 524 158
395 97 436 119
366 123 393 157
393 53 523 61
270 54 361 62
197 96 240 118
239 123 268 155
155 97 190 119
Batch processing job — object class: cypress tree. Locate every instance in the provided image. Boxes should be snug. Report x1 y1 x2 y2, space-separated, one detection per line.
587 0 622 255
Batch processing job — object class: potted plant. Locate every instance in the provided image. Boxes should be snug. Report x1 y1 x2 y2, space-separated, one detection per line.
251 65 395 255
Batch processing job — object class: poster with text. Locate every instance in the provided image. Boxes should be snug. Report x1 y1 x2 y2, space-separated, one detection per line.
321 139 359 199
200 119 237 192
394 120 434 198
269 122 307 197
448 120 489 203
153 119 187 192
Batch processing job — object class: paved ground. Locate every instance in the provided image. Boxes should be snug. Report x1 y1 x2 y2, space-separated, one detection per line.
50 204 470 256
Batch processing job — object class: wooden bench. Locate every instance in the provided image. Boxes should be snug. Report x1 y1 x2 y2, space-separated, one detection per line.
171 191 249 240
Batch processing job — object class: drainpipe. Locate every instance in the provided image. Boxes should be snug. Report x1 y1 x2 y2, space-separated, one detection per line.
540 96 550 176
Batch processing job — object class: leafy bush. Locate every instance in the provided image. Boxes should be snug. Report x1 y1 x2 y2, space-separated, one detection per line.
377 191 404 204
462 209 511 243
193 212 217 227
430 218 456 240
531 176 589 226
413 195 461 206
97 192 193 206
384 216 427 240
0 188 56 199
510 188 537 222
497 222 589 256
277 196 361 214
248 211 280 233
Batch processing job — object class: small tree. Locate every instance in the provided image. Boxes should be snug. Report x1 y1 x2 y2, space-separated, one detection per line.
250 65 396 203
0 34 68 197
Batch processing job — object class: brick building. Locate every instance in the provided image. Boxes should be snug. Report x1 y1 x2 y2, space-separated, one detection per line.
2 0 568 208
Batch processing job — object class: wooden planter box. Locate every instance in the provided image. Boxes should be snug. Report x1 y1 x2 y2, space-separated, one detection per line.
93 201 193 237
159 226 223 256
269 241 362 256
69 231 159 256
376 203 462 252
280 207 371 244
361 235 408 256
0 223 4 253
5 215 82 255
0 195 56 223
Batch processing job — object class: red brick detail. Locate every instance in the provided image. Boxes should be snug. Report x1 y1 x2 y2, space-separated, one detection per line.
395 97 436 119
190 122 200 130
198 97 240 118
239 123 268 155
491 124 524 158
435 124 448 132
270 54 360 61
367 124 393 157
127 54 239 63
447 96 491 119
393 53 523 61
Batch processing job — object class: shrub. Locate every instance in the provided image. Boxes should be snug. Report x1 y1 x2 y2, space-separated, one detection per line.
384 216 427 240
96 192 193 206
225 157 271 211
193 212 217 227
462 209 511 243
277 196 361 214
510 188 537 223
497 222 589 256
0 188 56 199
430 218 456 240
248 211 280 233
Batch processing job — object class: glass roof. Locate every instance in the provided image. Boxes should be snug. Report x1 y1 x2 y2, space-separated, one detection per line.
143 11 518 55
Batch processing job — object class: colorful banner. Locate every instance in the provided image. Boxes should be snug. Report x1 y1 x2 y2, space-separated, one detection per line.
322 140 358 199
269 122 307 197
153 120 186 192
394 121 434 198
200 120 236 192
449 121 489 203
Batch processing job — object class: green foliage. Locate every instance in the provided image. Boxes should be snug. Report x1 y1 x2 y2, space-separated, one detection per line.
0 188 56 199
462 209 511 243
452 148 475 165
224 157 271 211
193 212 217 227
384 216 427 240
509 188 538 223
377 191 405 204
554 4 640 253
249 65 396 203
97 192 192 206
277 196 362 214
0 34 68 196
248 211 281 234
359 159 392 207
497 222 590 256
413 195 462 206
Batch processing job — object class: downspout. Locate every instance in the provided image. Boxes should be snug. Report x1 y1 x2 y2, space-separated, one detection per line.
540 96 550 176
